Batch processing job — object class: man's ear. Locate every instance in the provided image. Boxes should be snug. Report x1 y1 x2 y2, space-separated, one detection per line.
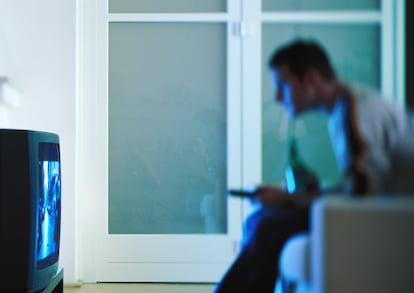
304 68 322 86
302 68 319 100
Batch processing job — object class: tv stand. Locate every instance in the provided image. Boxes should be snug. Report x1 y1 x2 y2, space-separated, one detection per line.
40 268 63 293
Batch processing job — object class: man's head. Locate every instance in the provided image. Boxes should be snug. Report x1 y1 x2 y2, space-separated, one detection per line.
269 39 337 117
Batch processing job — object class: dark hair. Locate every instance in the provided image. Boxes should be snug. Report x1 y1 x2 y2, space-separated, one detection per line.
269 39 336 82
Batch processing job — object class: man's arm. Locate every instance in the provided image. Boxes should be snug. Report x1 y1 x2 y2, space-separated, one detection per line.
254 183 350 208
254 185 319 208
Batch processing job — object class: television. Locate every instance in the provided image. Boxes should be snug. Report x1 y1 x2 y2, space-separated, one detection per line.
0 129 61 292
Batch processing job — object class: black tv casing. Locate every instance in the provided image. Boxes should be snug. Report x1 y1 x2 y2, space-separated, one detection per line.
0 129 61 292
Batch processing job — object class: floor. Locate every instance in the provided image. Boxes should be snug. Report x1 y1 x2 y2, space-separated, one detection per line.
64 283 216 293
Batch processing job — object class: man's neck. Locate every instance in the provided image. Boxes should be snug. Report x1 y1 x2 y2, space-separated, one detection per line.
320 79 347 112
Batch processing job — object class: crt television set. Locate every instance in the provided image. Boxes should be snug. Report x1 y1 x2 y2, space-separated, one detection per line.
0 129 61 292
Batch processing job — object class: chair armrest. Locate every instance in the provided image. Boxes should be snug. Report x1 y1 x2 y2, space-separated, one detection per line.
311 195 414 293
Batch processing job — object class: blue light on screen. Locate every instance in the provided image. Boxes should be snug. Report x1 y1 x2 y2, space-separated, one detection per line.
37 142 61 269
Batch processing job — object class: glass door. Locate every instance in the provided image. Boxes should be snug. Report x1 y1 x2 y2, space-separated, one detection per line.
94 1 244 282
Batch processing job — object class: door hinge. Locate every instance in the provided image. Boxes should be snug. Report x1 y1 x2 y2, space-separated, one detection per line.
232 22 254 37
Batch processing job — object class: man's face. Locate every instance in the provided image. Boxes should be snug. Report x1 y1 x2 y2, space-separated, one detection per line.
270 64 311 117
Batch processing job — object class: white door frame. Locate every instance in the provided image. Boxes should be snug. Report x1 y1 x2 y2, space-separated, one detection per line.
76 0 245 282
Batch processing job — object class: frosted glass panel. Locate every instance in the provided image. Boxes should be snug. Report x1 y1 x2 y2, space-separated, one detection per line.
261 24 380 188
263 0 380 11
109 0 226 13
109 23 227 234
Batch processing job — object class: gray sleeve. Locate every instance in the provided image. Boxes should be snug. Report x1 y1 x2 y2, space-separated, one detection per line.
356 91 414 193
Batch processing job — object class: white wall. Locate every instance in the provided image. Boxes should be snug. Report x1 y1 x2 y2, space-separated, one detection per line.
0 0 77 283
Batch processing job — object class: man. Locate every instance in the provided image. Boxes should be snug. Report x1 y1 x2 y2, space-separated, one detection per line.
214 39 414 292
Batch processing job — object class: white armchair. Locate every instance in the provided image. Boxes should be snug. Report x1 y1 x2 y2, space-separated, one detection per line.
276 195 414 293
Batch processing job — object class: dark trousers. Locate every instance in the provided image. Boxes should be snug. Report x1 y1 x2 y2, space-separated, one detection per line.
214 205 309 293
